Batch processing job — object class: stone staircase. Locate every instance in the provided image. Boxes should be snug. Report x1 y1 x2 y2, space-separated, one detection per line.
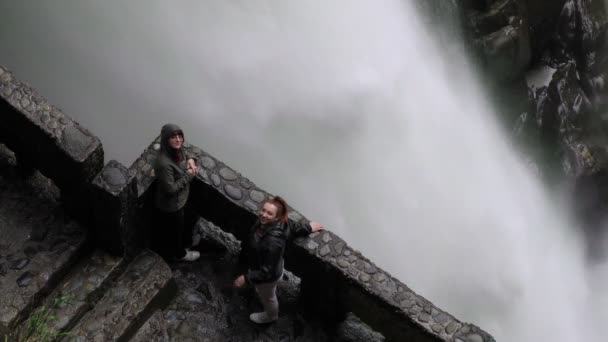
9 248 174 342
17 250 124 337
0 146 175 342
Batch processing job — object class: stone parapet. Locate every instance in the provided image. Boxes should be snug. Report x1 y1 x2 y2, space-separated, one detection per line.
129 139 266 242
91 160 139 256
0 66 104 219
129 140 495 342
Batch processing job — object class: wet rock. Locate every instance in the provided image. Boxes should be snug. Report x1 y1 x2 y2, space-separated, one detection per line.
9 258 29 270
186 292 204 304
523 0 568 56
23 245 39 257
335 312 385 342
130 310 169 342
218 167 237 181
17 271 34 287
62 125 95 159
523 60 606 180
164 310 180 324
197 281 213 301
200 156 216 170
249 189 266 203
557 0 608 63
51 241 69 253
191 233 201 248
243 200 258 212
223 184 242 200
471 0 531 82
197 219 241 255
29 225 50 242
466 333 484 342
210 174 221 187
101 163 127 188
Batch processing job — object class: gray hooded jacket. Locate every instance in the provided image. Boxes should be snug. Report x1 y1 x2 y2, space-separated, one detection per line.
154 123 196 212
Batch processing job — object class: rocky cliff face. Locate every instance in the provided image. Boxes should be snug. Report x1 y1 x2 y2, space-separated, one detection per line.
461 0 608 247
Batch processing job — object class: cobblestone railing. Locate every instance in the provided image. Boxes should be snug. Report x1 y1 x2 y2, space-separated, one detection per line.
0 66 136 257
0 66 104 221
127 139 495 342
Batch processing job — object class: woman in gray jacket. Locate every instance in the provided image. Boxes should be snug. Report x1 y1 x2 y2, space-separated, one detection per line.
153 123 200 261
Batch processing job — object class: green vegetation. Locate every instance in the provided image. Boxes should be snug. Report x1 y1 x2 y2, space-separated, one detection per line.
9 294 73 342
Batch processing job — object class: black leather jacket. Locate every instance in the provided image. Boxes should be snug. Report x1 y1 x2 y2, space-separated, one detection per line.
245 219 312 284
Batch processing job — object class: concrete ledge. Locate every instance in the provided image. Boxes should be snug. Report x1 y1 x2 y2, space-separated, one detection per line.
67 250 175 342
0 66 104 200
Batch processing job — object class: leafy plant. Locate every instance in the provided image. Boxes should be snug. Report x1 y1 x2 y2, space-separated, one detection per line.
11 294 74 342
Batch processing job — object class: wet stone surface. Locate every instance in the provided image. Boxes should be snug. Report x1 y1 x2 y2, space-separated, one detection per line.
250 189 266 203
62 124 95 160
149 220 330 342
15 250 123 336
131 310 170 342
0 144 87 329
289 228 481 341
0 66 99 158
224 184 243 200
100 161 128 189
335 312 385 342
68 250 173 341
219 167 238 181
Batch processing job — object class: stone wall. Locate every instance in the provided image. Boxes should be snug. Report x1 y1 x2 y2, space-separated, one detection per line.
0 66 104 223
0 65 495 341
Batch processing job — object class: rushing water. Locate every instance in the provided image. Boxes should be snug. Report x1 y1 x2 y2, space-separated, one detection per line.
1 1 608 340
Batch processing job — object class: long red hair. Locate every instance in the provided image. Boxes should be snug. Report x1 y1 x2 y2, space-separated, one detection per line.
263 196 289 223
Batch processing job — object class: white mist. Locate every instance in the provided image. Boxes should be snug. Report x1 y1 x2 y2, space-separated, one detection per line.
1 1 607 340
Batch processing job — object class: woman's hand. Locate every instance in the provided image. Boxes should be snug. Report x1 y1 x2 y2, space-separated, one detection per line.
187 158 198 174
233 274 246 288
310 221 324 233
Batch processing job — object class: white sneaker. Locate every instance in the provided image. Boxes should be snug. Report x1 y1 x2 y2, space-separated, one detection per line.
180 250 200 262
249 312 277 324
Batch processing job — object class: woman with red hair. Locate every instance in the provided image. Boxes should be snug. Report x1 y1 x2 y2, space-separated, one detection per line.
233 196 323 324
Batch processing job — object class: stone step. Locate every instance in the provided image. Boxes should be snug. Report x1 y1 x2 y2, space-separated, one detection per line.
65 250 176 342
0 154 88 337
130 310 169 342
14 249 123 340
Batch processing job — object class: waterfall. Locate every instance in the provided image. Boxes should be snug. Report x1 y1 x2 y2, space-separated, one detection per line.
1 1 607 340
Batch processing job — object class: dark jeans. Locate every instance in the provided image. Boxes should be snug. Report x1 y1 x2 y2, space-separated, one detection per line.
152 202 198 259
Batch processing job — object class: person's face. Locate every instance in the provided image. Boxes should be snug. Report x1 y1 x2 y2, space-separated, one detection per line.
259 202 279 225
168 132 184 149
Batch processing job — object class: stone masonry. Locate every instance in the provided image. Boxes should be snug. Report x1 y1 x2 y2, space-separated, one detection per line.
128 138 495 342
